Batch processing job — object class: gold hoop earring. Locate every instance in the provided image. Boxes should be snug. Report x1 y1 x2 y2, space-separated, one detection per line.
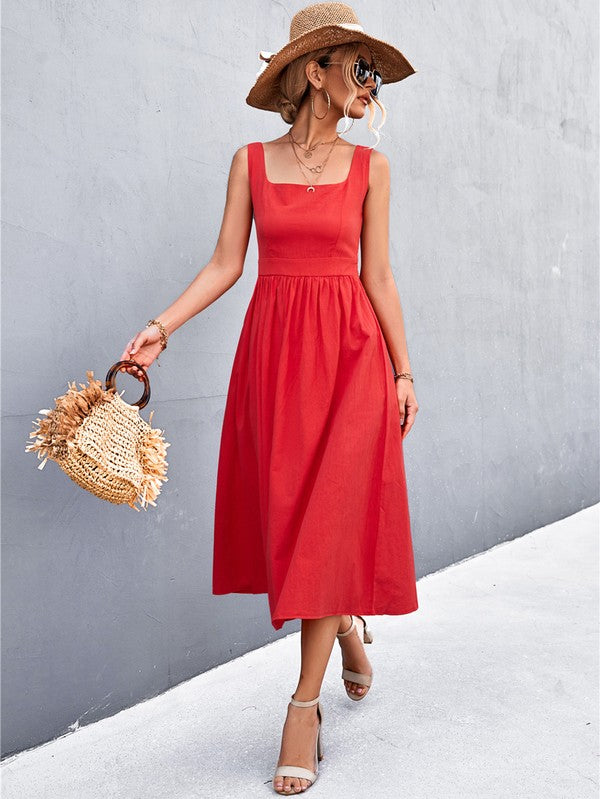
311 87 330 119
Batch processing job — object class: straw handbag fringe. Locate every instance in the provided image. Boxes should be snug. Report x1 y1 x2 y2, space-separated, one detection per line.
26 369 170 511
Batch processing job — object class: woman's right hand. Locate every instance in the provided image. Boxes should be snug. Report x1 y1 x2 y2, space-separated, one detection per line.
118 325 165 382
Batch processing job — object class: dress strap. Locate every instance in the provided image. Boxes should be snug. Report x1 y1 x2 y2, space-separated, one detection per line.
247 141 258 189
247 141 267 203
361 145 373 197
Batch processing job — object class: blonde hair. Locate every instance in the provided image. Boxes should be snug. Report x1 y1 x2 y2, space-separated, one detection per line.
275 42 387 147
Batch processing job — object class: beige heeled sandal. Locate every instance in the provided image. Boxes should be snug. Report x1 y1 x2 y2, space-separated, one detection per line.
272 694 324 793
336 614 374 701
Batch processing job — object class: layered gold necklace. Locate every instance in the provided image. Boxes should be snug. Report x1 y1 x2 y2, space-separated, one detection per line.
287 130 340 193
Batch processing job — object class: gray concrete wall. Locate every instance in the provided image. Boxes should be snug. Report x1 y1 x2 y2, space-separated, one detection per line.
2 0 598 759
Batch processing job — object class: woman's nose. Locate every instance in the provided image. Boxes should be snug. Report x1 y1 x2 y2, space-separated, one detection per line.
364 73 376 92
365 80 376 95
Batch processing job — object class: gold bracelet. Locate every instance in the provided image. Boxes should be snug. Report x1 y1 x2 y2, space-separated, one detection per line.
393 371 413 383
146 319 168 351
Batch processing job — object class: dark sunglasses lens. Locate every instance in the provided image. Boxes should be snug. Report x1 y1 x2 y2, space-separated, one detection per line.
354 59 382 97
354 59 369 83
371 71 382 97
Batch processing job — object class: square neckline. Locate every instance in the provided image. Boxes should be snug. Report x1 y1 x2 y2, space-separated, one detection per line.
259 141 360 187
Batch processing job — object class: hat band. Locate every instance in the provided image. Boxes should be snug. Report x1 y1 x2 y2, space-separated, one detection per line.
255 21 367 77
336 23 364 32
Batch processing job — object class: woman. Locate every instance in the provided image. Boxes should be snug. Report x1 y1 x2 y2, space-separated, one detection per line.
120 3 419 793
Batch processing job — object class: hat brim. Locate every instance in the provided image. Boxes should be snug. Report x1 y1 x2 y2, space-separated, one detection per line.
246 25 416 112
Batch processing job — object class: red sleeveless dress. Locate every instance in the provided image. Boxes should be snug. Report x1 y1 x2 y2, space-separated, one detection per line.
212 141 419 631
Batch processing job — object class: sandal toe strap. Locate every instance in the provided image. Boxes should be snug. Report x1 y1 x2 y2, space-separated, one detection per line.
341 668 372 686
273 765 316 782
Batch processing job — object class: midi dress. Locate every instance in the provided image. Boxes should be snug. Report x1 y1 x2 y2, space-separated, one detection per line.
212 141 419 631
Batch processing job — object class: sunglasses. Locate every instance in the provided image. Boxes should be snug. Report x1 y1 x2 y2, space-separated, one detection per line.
319 56 383 97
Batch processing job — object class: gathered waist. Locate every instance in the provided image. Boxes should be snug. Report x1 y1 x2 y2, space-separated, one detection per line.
258 256 359 277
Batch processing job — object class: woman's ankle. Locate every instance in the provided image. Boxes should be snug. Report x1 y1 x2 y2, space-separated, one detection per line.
337 614 352 635
291 689 321 703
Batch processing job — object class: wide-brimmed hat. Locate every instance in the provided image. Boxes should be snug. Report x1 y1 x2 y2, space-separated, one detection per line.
246 2 416 113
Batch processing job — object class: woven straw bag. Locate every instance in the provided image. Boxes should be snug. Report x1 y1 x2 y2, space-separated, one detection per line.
25 360 170 511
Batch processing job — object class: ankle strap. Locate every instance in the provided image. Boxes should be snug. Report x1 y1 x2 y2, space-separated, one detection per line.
290 694 320 707
336 615 356 638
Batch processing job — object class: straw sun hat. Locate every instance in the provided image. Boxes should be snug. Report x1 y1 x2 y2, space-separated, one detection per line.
246 2 416 113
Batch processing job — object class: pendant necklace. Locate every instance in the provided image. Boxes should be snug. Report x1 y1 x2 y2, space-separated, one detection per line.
287 131 340 193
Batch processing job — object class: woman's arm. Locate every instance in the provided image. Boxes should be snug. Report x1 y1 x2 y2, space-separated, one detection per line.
154 144 253 336
119 145 253 377
360 149 418 437
360 149 410 373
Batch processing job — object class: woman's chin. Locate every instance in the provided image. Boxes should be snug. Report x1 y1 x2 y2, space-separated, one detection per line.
339 101 369 120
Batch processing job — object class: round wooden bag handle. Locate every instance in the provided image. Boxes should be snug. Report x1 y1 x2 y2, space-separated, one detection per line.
104 360 151 410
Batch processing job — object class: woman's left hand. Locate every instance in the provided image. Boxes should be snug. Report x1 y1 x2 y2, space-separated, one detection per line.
395 380 418 439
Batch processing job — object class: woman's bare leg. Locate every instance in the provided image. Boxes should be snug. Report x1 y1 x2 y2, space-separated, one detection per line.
273 615 341 794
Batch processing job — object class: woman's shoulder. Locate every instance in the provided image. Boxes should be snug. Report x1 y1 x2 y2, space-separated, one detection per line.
367 147 389 171
364 147 390 193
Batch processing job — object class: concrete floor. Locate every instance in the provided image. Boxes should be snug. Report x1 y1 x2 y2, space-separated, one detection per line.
2 504 598 799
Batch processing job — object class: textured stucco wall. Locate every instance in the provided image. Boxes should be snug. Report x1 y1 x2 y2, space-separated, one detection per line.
2 0 598 757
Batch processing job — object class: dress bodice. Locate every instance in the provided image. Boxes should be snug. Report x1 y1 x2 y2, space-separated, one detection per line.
247 141 372 276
